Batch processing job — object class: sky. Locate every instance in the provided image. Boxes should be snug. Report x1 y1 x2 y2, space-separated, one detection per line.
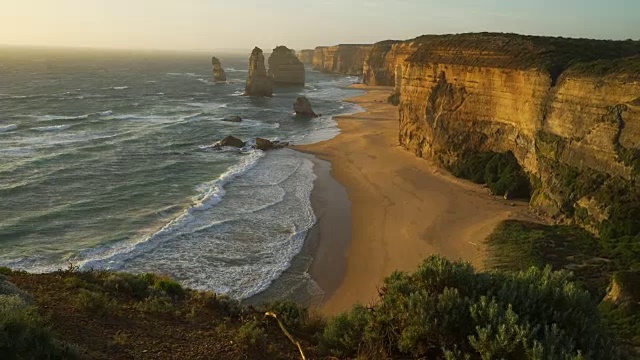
0 0 638 52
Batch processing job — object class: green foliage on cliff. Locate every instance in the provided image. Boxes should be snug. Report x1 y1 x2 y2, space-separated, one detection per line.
405 33 640 81
568 55 640 78
321 256 621 359
452 151 531 199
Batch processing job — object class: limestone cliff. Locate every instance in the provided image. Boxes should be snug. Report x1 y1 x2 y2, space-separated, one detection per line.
211 56 226 82
312 44 372 75
312 46 328 71
297 49 315 65
268 46 305 86
390 33 640 235
245 47 274 97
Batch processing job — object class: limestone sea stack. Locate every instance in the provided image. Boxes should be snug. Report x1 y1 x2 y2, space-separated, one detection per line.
211 56 226 82
293 97 318 117
268 46 305 86
244 47 274 97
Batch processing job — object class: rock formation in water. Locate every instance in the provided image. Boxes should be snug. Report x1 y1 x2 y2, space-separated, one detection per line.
215 135 245 148
211 56 227 82
222 115 242 123
293 97 318 117
244 47 274 97
297 49 315 65
312 44 372 75
268 46 305 86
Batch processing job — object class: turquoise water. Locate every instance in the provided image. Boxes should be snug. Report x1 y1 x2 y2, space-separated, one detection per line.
0 47 362 298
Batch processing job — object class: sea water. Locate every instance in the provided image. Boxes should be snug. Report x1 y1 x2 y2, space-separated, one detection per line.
0 47 363 299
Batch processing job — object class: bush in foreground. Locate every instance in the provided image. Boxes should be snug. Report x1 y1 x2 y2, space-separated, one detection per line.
321 256 621 359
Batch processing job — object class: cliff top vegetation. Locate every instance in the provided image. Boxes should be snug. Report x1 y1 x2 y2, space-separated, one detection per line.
400 32 640 80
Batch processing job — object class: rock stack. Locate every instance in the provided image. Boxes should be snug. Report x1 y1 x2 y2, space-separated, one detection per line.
268 46 305 86
293 97 318 117
211 56 226 82
244 47 274 97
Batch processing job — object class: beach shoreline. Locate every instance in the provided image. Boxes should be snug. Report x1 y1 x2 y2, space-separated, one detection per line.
296 85 537 315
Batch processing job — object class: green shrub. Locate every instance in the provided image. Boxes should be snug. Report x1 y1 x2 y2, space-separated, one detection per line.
320 256 621 359
387 92 400 105
152 276 185 299
0 267 12 276
102 273 155 299
266 300 308 330
235 320 266 352
321 305 371 357
0 295 79 359
75 289 116 316
134 295 174 314
452 151 531 198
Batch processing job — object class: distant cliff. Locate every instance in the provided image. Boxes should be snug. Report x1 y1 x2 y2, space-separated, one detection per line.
297 49 315 65
310 44 372 75
268 46 305 86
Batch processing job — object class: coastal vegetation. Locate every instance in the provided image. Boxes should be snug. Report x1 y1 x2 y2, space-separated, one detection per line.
451 151 531 199
1 255 631 359
487 221 640 349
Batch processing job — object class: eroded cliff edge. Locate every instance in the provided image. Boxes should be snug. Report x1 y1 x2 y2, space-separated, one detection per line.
387 34 640 236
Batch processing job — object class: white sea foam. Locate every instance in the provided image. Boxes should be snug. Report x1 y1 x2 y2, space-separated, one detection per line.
100 110 113 116
36 114 90 121
113 86 129 90
33 124 73 132
0 124 17 133
75 150 265 271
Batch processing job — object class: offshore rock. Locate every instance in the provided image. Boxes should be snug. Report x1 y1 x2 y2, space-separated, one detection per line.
211 56 227 82
293 97 318 117
244 47 274 97
222 115 242 123
214 136 245 149
268 46 305 86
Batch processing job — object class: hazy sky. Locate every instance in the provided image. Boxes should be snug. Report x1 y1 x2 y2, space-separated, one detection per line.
1 0 638 51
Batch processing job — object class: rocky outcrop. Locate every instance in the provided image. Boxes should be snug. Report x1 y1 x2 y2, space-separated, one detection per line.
211 57 227 82
222 115 242 123
313 44 373 75
215 136 245 148
293 97 318 117
391 33 640 234
244 47 274 97
255 138 289 151
297 49 315 65
268 46 305 86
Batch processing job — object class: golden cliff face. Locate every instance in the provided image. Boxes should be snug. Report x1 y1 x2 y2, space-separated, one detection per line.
297 49 315 65
313 44 372 75
312 46 328 71
394 37 640 228
363 40 421 87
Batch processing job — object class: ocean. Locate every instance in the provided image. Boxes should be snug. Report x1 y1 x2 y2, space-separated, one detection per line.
0 47 363 300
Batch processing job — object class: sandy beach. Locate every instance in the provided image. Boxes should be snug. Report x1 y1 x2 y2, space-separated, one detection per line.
297 85 535 315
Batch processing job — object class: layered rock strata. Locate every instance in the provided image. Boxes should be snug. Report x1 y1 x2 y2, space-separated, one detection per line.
389 34 640 233
211 56 226 82
244 47 274 97
297 49 315 65
311 44 372 75
268 46 305 86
